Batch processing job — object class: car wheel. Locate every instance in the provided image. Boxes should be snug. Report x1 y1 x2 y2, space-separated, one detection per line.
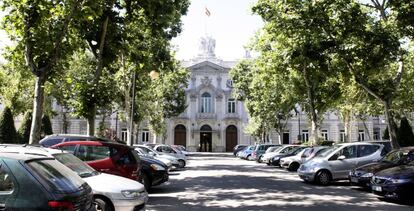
246 155 251 160
94 198 112 211
141 173 151 191
257 156 262 163
288 162 300 171
316 170 331 186
178 159 186 168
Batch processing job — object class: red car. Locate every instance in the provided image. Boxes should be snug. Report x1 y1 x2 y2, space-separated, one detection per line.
52 141 141 181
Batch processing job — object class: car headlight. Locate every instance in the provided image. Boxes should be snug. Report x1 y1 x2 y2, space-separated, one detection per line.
121 190 141 198
361 173 373 178
390 178 410 184
273 157 280 161
150 164 165 171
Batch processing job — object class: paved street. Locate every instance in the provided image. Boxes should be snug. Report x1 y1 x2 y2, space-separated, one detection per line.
147 153 413 211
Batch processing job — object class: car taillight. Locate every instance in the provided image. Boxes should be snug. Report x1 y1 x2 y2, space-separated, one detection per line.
48 201 74 211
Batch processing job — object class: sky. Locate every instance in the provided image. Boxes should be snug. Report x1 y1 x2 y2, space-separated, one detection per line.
171 0 263 61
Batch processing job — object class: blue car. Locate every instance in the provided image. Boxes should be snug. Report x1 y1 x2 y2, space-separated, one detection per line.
238 145 255 160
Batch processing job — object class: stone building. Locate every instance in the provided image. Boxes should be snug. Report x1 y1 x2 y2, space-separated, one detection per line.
2 36 395 150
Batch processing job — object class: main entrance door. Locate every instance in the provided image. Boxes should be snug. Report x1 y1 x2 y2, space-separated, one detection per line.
174 124 186 148
226 125 237 152
200 125 212 152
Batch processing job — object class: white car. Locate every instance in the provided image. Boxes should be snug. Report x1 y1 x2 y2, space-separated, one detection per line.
153 144 187 168
260 145 299 164
135 145 184 168
135 147 173 170
0 145 148 211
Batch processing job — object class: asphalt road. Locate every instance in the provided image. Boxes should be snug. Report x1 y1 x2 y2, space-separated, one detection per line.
146 153 413 211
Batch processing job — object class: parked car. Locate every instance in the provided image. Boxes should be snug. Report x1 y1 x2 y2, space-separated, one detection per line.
153 144 187 168
251 144 280 162
233 144 248 156
349 147 414 187
371 161 414 201
261 145 301 164
135 151 169 191
40 134 125 147
52 141 142 181
135 145 181 169
172 145 190 156
280 146 328 171
0 152 94 210
238 145 255 160
0 145 148 211
135 147 173 170
270 146 306 167
298 142 385 185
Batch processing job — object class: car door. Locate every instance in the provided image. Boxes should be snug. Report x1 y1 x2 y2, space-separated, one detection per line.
328 145 358 179
356 144 381 167
76 145 118 176
0 161 16 210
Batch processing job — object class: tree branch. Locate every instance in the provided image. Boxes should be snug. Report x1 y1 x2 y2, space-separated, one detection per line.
346 61 384 102
23 1 38 75
392 61 404 91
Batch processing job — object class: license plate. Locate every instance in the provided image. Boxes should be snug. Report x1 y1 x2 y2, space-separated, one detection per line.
372 185 382 192
350 177 358 183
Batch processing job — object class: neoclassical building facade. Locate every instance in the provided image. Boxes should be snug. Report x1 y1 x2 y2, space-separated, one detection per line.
3 36 395 151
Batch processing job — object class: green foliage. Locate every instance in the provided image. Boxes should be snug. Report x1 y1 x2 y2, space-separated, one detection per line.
41 114 53 136
397 118 414 147
17 111 32 144
0 107 17 143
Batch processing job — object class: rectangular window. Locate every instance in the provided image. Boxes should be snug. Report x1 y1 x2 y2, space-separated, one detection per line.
358 130 365 141
142 130 149 143
201 98 212 113
227 99 236 113
373 128 380 140
302 130 309 142
121 128 128 142
321 129 329 141
340 130 346 142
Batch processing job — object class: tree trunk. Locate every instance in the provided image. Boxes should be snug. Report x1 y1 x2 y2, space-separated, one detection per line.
362 118 372 141
344 114 352 142
29 75 46 144
384 100 400 149
62 111 69 134
303 67 320 145
87 106 96 136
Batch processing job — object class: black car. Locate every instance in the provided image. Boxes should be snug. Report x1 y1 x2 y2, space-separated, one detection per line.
371 161 414 201
0 153 94 210
233 145 248 156
270 146 306 166
349 147 414 187
134 150 169 191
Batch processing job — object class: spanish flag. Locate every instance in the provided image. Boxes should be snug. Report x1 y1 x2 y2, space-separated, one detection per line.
205 7 211 17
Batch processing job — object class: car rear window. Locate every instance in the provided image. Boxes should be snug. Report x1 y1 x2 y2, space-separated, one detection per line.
40 138 63 147
26 159 85 193
77 145 111 161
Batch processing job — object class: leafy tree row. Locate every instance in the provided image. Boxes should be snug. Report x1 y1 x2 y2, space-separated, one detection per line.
231 0 414 148
0 0 190 144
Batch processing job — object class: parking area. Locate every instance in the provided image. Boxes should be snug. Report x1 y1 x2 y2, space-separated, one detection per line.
147 152 413 211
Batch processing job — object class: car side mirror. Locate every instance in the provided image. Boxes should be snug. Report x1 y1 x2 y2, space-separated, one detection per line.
337 155 346 160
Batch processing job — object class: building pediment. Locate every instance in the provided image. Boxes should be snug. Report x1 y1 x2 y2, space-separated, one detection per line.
187 61 229 73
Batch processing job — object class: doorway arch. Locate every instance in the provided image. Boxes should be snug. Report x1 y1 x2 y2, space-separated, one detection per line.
200 125 212 152
174 124 187 148
226 125 238 152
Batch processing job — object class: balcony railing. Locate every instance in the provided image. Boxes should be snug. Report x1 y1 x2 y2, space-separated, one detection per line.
225 113 239 119
197 113 217 119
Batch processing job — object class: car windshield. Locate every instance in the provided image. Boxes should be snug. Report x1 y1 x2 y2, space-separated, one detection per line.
266 146 280 153
53 153 98 178
26 159 85 193
316 145 342 158
290 147 305 155
381 150 405 164
279 146 296 154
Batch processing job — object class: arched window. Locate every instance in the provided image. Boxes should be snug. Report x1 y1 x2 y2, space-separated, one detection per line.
201 92 212 113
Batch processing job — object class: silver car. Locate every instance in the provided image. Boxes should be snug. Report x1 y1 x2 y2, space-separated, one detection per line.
260 145 300 164
153 144 187 168
280 146 328 171
297 142 385 185
0 145 148 211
